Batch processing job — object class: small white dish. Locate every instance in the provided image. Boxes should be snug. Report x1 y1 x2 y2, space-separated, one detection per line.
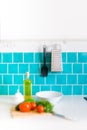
36 91 62 105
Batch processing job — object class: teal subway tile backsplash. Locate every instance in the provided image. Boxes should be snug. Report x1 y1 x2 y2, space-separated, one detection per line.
73 64 82 73
3 75 12 84
0 86 8 95
19 64 28 73
73 85 82 95
13 53 23 62
0 52 87 95
8 64 18 73
78 53 87 62
9 85 18 95
24 53 34 62
3 53 12 63
67 52 77 62
14 75 23 84
0 64 7 73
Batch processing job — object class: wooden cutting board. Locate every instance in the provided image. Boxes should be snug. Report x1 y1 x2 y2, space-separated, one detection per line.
11 106 52 118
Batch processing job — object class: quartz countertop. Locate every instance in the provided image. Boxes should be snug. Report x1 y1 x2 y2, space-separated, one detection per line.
0 95 87 130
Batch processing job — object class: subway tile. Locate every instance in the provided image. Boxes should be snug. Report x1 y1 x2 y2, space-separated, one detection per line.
3 53 12 63
3 75 12 84
8 64 18 73
46 75 55 84
78 52 87 62
67 75 77 84
73 64 82 73
0 75 2 84
35 53 43 63
78 75 87 84
0 64 7 73
0 53 2 62
62 52 66 62
84 64 87 73
83 86 87 95
62 85 72 95
19 64 28 73
73 85 82 95
51 86 61 92
46 52 51 63
32 85 40 95
35 75 45 84
0 86 8 95
14 75 23 84
24 53 34 63
67 52 77 62
63 64 72 73
57 75 66 84
9 85 18 95
41 85 50 91
30 64 40 74
13 53 23 63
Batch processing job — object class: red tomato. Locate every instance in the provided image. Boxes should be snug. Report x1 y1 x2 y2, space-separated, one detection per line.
30 102 37 110
19 102 31 112
37 105 44 113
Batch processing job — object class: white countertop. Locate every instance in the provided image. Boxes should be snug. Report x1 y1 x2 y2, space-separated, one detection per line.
0 95 87 130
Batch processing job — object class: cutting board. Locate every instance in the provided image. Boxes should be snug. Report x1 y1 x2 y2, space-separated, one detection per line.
11 106 52 118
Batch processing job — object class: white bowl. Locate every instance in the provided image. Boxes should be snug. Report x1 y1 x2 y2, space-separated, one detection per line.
36 91 62 105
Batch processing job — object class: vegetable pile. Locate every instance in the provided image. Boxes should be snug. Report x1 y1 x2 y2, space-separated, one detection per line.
15 98 53 113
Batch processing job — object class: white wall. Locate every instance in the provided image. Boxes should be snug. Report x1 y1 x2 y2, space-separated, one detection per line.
0 0 87 40
0 40 87 52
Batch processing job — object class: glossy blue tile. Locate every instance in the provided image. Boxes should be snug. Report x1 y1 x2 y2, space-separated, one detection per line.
32 85 40 95
78 52 87 62
0 75 2 84
57 75 66 84
41 85 50 91
62 52 66 62
14 75 23 84
78 75 87 84
35 75 44 84
19 64 28 73
67 75 77 84
13 53 23 62
0 64 7 73
0 86 8 95
3 53 12 63
51 86 61 92
63 64 72 73
46 53 51 63
3 75 12 84
9 85 18 95
24 53 34 63
73 85 82 95
67 52 77 62
84 64 87 73
0 53 2 62
62 85 72 95
83 86 87 95
30 64 40 74
8 64 18 73
35 53 43 63
73 64 82 73
46 75 55 84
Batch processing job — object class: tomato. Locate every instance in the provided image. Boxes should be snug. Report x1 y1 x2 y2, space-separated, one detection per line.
30 102 37 110
37 105 44 113
19 102 31 112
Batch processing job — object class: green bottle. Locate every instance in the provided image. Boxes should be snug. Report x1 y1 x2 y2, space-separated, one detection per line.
24 72 32 100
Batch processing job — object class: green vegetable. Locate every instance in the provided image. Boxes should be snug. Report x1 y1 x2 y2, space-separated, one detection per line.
36 100 53 113
24 98 35 102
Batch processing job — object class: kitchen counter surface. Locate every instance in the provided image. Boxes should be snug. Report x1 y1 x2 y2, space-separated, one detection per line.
0 95 87 130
